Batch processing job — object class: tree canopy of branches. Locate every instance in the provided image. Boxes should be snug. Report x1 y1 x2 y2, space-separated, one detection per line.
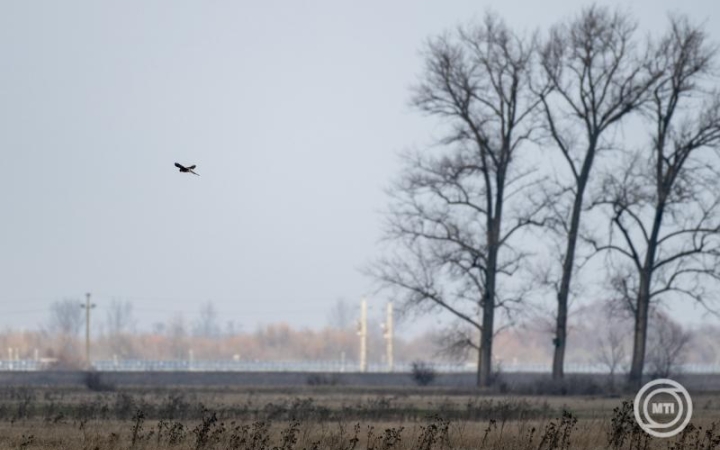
371 6 720 385
595 15 720 385
47 298 83 337
538 5 661 379
369 13 545 387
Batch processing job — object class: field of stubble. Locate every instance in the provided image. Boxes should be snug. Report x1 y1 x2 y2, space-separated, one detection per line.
1 385 720 450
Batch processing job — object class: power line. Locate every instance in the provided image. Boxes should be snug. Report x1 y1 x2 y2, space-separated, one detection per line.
1 303 329 317
0 309 51 316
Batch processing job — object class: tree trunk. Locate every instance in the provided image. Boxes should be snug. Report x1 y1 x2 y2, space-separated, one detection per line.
479 204 501 387
629 281 650 387
551 297 567 379
479 289 495 387
552 158 593 380
629 201 665 387
476 335 483 387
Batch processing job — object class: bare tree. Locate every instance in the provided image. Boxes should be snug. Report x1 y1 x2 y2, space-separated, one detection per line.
167 313 187 359
538 5 661 380
224 320 239 337
687 323 720 365
597 324 629 377
105 299 136 358
44 298 83 365
326 298 354 330
193 301 220 338
593 16 720 385
646 310 691 378
433 323 480 362
47 298 83 336
369 13 545 387
106 299 135 336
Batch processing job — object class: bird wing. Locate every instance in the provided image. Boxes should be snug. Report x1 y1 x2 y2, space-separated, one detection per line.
174 162 185 170
187 165 196 170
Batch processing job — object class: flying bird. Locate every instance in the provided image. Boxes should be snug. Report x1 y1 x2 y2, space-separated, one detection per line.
174 162 200 176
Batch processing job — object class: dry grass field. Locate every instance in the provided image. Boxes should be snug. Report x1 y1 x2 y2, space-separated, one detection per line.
1 385 720 449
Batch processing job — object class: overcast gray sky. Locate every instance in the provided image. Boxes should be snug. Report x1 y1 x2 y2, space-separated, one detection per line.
1 0 718 333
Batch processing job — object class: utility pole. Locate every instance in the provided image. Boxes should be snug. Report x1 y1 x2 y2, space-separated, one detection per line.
383 302 394 372
357 298 367 372
80 292 96 368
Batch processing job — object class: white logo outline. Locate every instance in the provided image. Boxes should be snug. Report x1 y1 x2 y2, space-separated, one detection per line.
634 378 692 438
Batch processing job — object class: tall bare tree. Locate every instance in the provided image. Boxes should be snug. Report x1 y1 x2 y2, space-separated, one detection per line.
105 299 136 358
538 5 660 379
369 13 544 387
594 16 720 385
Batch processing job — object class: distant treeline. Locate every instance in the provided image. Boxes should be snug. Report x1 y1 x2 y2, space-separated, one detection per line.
0 299 716 374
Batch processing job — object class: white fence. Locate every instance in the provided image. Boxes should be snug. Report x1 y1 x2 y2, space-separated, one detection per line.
2 359 720 374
